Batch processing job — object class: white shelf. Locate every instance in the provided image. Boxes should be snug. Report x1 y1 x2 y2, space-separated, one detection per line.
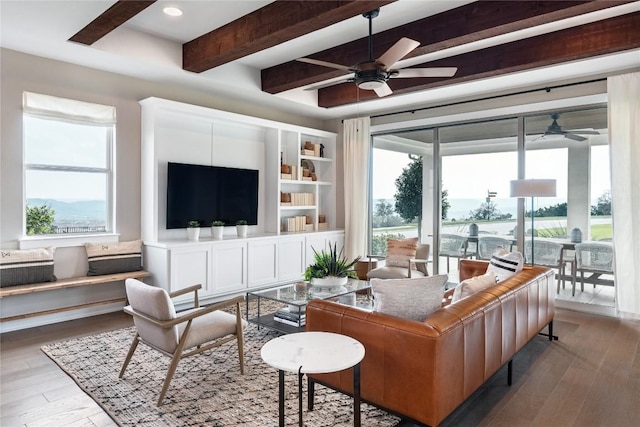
300 155 332 163
280 205 317 210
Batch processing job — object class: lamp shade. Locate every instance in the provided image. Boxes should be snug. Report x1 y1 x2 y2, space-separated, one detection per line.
510 179 557 197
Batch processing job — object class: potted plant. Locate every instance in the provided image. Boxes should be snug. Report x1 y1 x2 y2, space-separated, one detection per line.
187 220 200 241
304 242 360 291
211 220 224 240
236 219 248 238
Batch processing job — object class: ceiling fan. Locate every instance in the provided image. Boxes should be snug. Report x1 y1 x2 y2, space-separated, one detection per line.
297 8 457 97
538 113 600 142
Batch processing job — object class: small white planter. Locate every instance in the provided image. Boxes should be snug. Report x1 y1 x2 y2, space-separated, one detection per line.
211 226 224 240
236 224 248 238
187 227 200 241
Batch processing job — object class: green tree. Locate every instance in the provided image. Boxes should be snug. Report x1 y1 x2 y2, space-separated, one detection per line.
442 188 450 220
467 200 512 221
394 157 423 234
26 203 56 235
591 191 611 215
375 200 394 217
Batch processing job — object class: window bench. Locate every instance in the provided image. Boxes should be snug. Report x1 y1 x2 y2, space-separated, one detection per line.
0 270 151 322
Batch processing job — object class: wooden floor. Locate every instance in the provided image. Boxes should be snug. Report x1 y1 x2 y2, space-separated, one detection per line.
1 309 639 427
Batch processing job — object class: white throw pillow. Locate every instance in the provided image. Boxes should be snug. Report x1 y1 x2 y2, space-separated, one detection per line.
371 275 448 322
451 271 497 303
487 247 524 282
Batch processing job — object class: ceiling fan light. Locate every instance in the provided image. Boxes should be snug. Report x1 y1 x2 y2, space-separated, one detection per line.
357 79 385 90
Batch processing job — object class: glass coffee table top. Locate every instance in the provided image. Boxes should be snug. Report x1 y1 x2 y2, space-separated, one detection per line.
246 278 371 333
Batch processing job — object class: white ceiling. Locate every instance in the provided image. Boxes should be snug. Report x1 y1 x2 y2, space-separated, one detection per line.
1 0 639 121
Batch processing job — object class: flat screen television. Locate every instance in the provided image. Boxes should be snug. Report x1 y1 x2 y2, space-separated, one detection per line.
166 162 259 229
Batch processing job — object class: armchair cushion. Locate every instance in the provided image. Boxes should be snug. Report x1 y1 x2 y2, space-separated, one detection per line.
385 238 418 268
487 247 524 282
371 275 447 321
178 309 247 349
367 266 425 280
451 271 496 303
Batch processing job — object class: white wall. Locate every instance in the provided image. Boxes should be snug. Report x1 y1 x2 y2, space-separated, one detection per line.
0 48 328 331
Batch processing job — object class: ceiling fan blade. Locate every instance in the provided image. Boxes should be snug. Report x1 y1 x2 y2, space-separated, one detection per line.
376 37 420 69
565 133 587 142
393 67 458 78
296 57 352 71
568 129 600 135
304 77 353 91
373 82 393 97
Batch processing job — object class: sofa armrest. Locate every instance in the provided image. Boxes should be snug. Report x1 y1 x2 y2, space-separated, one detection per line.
458 259 489 281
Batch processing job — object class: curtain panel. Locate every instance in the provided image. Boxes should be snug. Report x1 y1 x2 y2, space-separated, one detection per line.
608 72 640 318
343 117 371 261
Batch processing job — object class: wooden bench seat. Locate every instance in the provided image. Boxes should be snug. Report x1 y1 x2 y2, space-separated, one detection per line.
0 270 151 322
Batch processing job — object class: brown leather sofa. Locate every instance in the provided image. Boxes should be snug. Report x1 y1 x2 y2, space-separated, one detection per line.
305 259 556 426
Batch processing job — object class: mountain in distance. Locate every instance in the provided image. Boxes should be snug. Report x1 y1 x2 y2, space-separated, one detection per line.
27 198 106 221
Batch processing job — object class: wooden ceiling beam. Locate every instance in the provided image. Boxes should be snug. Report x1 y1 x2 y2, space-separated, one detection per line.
317 12 640 108
183 0 396 73
261 0 633 94
69 1 156 45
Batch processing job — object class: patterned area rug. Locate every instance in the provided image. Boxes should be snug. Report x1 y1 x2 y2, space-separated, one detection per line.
42 313 400 426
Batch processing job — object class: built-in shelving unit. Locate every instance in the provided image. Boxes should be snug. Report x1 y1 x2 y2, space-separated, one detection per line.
139 97 343 304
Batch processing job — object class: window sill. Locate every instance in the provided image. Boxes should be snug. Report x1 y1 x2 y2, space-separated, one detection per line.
19 233 120 249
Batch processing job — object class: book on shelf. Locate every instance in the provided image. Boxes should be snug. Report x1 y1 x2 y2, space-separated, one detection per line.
275 308 306 321
281 173 292 180
273 316 306 327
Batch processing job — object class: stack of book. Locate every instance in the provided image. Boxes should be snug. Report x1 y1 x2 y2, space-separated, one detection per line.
283 215 307 232
273 307 306 327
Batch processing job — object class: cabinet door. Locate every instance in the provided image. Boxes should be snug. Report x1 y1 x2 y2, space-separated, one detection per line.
169 246 211 302
325 231 345 254
278 236 305 281
248 239 278 287
212 242 247 294
305 235 328 267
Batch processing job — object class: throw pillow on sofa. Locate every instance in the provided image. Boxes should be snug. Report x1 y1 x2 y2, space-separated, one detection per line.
85 240 142 276
451 271 496 303
487 247 524 282
0 247 56 287
385 237 418 268
371 275 448 321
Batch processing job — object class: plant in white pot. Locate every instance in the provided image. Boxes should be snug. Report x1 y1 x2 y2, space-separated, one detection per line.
304 242 360 292
211 220 224 240
187 220 200 241
236 219 248 238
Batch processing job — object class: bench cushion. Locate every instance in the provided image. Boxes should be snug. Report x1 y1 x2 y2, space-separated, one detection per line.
0 247 56 287
86 240 142 276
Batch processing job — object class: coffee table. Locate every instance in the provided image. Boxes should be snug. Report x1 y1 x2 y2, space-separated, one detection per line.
261 331 365 427
246 278 371 333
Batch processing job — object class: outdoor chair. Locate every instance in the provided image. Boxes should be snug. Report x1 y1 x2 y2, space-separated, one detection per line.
439 234 470 272
524 239 566 293
119 278 246 406
575 242 615 293
476 236 512 260
368 240 430 279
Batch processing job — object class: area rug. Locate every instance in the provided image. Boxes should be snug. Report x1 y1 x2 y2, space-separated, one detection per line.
42 321 400 426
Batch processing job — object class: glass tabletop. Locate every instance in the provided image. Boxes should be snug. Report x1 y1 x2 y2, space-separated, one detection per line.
248 278 370 308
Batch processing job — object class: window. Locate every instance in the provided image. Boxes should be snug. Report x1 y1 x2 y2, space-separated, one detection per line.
23 92 115 236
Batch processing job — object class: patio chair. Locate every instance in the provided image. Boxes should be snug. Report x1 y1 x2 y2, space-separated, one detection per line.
524 239 566 293
367 239 430 279
439 234 470 272
575 242 614 294
119 279 246 406
476 236 511 260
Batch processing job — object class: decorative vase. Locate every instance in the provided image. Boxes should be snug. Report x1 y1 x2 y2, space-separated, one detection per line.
469 223 478 237
570 227 582 243
211 226 224 240
310 276 348 293
187 227 200 241
236 224 248 238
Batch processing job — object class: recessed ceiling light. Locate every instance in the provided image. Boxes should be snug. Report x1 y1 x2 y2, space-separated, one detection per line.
163 7 183 17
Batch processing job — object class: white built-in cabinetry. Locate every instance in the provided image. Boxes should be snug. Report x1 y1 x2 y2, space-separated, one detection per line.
140 97 344 304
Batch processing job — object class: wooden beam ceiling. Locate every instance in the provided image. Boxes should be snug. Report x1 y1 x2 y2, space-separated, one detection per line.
316 12 640 108
183 0 396 73
69 1 156 45
261 0 634 95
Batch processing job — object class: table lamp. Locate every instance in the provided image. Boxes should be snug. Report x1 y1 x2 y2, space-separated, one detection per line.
510 179 557 264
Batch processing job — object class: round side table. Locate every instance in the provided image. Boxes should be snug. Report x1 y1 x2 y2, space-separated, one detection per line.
261 331 365 427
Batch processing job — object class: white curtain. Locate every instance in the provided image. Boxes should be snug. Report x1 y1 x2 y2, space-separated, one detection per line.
608 72 640 319
343 117 371 261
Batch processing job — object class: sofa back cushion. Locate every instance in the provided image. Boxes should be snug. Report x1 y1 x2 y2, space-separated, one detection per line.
451 271 496 303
